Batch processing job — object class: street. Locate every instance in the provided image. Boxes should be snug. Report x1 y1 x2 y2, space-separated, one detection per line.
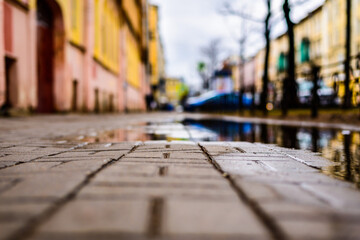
0 113 360 240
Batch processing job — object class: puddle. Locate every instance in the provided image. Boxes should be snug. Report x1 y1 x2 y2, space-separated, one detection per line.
182 119 360 188
81 123 152 142
70 118 360 188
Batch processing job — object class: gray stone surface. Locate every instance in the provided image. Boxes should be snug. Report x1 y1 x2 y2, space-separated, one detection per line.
0 113 359 240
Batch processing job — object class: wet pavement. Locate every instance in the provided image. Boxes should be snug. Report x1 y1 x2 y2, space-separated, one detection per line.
1 113 360 240
74 115 360 188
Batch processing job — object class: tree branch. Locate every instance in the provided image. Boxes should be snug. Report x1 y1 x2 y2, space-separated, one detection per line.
220 2 264 23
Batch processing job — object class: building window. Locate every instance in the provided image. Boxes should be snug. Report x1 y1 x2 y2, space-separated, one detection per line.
278 52 287 72
300 38 310 63
71 1 78 31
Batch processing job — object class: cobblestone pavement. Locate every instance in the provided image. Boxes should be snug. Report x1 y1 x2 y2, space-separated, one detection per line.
1 114 360 240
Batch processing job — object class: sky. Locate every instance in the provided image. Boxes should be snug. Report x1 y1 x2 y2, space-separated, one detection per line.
150 0 325 90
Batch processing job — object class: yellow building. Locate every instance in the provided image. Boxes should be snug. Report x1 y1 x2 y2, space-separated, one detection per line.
149 5 159 86
94 0 121 73
295 6 323 79
253 0 360 106
322 0 360 105
1 0 153 113
148 4 166 87
223 56 240 91
164 78 188 106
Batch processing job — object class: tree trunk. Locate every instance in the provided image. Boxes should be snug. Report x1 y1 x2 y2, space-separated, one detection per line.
261 0 271 116
282 77 288 116
238 36 246 113
283 0 297 113
344 0 351 109
311 65 320 118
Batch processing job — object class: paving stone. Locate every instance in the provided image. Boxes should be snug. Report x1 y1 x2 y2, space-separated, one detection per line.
49 159 112 173
136 143 168 150
201 145 238 154
135 148 203 153
264 145 333 168
239 172 353 187
212 154 287 160
0 172 85 200
99 163 159 177
91 175 231 190
299 184 360 209
78 142 136 150
127 152 166 158
200 143 235 151
261 201 331 218
30 149 67 156
215 160 269 175
234 179 280 201
167 165 221 179
120 157 209 165
0 178 21 194
48 151 97 158
126 151 206 160
137 144 199 152
0 162 60 175
0 161 17 168
229 143 272 153
163 199 270 239
1 114 360 240
0 202 50 222
35 156 109 162
0 154 43 163
78 182 236 201
263 183 325 206
0 222 24 240
0 143 16 148
168 152 206 159
31 199 149 239
2 146 40 153
30 232 145 240
278 219 344 240
262 160 319 173
90 150 129 158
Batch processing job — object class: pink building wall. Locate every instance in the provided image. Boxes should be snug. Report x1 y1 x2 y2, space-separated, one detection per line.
1 0 149 113
0 0 4 106
117 28 126 112
2 1 37 109
91 60 119 111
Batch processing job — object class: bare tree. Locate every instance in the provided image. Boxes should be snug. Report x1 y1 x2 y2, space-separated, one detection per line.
311 64 320 118
261 0 271 116
282 0 298 116
222 1 270 114
223 0 314 116
200 39 222 90
238 19 247 112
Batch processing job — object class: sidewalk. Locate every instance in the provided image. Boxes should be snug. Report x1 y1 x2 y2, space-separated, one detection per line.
0 114 360 240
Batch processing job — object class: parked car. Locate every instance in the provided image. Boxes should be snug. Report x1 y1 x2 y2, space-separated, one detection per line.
185 91 239 112
298 81 336 107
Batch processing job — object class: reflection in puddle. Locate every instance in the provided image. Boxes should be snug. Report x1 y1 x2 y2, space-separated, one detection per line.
78 118 360 188
82 123 152 142
182 119 360 188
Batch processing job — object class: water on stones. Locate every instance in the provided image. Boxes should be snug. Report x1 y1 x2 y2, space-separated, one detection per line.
75 118 360 188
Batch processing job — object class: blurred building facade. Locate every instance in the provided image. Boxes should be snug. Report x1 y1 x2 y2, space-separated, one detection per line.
148 4 165 90
162 77 188 107
0 0 162 113
231 0 360 107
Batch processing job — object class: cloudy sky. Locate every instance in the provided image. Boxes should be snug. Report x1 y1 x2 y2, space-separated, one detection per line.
150 0 324 89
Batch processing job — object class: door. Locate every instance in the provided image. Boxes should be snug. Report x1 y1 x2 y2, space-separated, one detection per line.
36 0 54 113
